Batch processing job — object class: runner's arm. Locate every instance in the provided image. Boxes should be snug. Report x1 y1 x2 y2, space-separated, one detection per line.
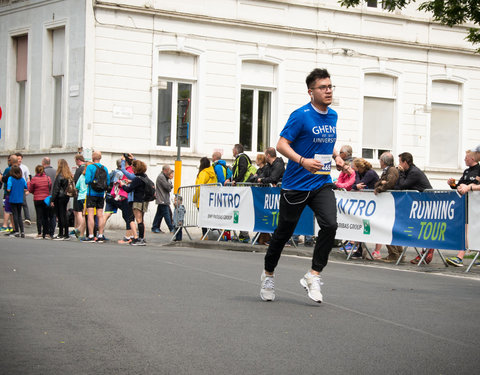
276 136 322 173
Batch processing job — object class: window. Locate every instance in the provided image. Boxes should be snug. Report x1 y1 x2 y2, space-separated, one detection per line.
157 52 196 148
51 28 65 147
157 80 192 147
240 89 271 152
15 35 27 149
429 81 461 168
239 61 275 152
362 74 396 160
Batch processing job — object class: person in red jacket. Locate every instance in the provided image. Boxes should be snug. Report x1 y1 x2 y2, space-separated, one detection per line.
28 165 53 239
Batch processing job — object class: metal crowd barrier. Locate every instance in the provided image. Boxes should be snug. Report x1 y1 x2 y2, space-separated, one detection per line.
174 182 276 243
171 183 221 241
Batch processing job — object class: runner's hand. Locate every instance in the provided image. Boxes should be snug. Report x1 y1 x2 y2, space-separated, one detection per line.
302 158 322 173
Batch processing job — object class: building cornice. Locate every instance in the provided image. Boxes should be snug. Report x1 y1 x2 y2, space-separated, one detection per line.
93 1 477 56
0 0 63 16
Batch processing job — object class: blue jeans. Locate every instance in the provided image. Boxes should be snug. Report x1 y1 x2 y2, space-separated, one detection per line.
152 204 173 232
174 227 182 241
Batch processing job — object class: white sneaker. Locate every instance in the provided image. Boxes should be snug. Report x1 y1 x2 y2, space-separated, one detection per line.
300 272 323 303
260 272 275 301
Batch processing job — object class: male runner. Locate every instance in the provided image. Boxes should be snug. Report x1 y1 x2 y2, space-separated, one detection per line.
260 68 344 303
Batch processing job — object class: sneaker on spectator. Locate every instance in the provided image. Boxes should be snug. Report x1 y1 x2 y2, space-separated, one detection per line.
24 219 31 225
53 235 63 241
74 229 81 238
63 236 70 241
0 226 9 232
344 242 356 251
410 255 421 264
20 232 25 238
304 240 315 247
69 230 76 236
151 228 161 234
95 235 106 243
424 249 434 264
379 255 398 263
130 238 143 246
118 237 132 244
300 272 323 303
372 250 381 259
260 272 275 301
34 234 43 239
45 235 53 240
350 251 363 259
81 236 95 243
446 256 464 267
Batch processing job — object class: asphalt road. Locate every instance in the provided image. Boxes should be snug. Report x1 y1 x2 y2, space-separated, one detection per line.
1 237 479 375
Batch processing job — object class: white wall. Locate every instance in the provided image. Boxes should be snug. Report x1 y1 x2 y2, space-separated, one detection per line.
89 0 480 191
0 0 86 154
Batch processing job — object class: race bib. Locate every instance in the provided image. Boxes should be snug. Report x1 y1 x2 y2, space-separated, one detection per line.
313 154 331 175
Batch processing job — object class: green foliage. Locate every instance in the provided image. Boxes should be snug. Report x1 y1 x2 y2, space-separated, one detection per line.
338 0 480 51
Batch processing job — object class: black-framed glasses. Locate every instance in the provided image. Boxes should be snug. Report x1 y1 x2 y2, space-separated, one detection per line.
311 85 335 92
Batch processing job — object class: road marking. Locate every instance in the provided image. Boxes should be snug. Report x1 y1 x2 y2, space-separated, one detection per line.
160 258 474 348
284 254 480 282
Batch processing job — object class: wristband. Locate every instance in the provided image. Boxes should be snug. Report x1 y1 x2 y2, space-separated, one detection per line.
299 157 304 165
471 185 473 191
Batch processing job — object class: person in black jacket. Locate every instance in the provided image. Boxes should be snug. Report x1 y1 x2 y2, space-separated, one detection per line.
51 159 73 240
447 149 480 190
445 148 480 267
248 154 270 183
396 152 432 192
258 147 285 186
121 160 148 246
396 152 433 264
72 154 86 233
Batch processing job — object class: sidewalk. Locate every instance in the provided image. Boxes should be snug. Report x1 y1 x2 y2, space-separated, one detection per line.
15 221 480 278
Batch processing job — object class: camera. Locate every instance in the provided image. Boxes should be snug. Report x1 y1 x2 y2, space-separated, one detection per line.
123 153 133 164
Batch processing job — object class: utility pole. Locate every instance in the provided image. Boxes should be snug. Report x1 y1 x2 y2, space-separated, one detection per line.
174 98 190 194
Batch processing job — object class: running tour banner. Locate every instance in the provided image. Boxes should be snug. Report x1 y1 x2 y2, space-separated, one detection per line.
334 190 466 250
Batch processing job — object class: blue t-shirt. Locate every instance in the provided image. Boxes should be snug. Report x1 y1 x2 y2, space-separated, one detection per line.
280 103 337 191
7 177 27 203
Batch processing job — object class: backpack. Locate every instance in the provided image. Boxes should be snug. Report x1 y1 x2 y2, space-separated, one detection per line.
240 155 257 182
214 161 233 180
65 178 77 198
225 165 233 180
90 164 108 192
138 175 156 202
233 154 257 182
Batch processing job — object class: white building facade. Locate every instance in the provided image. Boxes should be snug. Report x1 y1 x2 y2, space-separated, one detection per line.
1 0 480 197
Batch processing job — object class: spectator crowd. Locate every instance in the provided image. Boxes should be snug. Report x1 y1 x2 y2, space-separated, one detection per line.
1 144 479 265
